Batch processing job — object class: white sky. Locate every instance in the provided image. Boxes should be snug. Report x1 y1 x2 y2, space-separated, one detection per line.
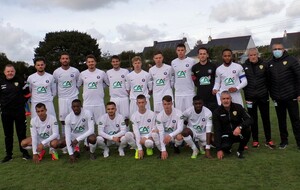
0 0 299 63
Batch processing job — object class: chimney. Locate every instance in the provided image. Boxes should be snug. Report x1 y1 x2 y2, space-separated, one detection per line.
154 41 158 46
208 35 212 42
183 37 187 42
283 30 287 38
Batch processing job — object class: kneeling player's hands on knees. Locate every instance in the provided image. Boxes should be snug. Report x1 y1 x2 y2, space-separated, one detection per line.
233 127 241 136
217 150 224 160
205 149 213 159
164 135 172 144
161 151 168 160
37 143 44 152
112 137 120 142
33 154 39 164
72 139 79 147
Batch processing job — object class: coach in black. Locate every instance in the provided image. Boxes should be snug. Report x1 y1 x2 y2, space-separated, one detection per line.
191 47 218 112
213 91 252 159
243 48 275 149
0 64 31 163
268 43 300 149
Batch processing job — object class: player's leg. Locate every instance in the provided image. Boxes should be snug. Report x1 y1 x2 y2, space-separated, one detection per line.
50 139 59 160
144 138 154 156
182 128 199 158
87 134 97 160
96 136 110 158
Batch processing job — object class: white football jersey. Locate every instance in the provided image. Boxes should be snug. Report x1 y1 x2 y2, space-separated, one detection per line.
182 106 212 135
131 109 156 138
98 113 127 140
149 64 174 103
171 57 196 96
125 70 152 100
53 67 80 98
65 109 95 155
30 114 59 154
27 72 56 103
106 68 129 98
78 69 109 106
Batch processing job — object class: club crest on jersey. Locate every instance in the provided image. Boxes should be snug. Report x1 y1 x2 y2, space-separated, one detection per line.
185 64 189 67
70 74 74 77
142 78 145 82
82 119 86 122
14 82 19 86
99 122 103 125
121 75 125 78
96 76 100 79
47 125 50 128
259 65 263 69
202 118 206 122
164 72 167 75
172 120 176 123
116 124 120 127
147 119 151 122
283 61 287 65
232 70 236 74
121 122 125 125
46 80 49 83
233 111 237 116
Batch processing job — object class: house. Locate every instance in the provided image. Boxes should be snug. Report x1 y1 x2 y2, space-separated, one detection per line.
142 37 191 57
270 30 300 50
187 35 256 63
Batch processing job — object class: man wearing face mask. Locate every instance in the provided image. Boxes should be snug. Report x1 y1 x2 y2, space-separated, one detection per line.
268 43 300 150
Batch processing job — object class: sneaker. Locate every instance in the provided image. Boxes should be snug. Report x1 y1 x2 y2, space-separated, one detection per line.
51 151 59 160
118 148 125 157
265 141 276 149
62 147 68 154
279 142 288 149
146 148 153 156
252 141 260 148
38 149 46 161
236 151 245 159
103 147 109 158
22 153 32 161
191 149 199 159
84 145 90 152
135 149 139 159
174 146 180 154
244 146 249 150
1 156 12 163
199 147 205 155
74 145 80 152
25 112 31 116
90 153 96 160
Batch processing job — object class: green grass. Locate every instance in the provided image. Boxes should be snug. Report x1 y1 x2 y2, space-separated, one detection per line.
0 90 300 190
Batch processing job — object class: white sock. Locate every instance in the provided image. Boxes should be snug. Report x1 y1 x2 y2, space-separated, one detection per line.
151 132 161 151
89 143 97 153
174 139 183 147
183 135 197 151
96 136 107 150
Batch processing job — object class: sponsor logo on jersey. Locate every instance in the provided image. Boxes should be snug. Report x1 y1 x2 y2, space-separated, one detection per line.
14 82 19 86
164 127 174 133
46 80 49 83
147 119 151 122
177 71 186 78
37 86 47 93
88 82 97 89
108 131 117 135
193 125 204 133
74 126 85 133
139 126 150 134
40 132 50 139
199 76 210 85
133 85 143 92
62 81 72 88
113 81 122 88
224 77 235 86
155 79 165 86
232 70 236 74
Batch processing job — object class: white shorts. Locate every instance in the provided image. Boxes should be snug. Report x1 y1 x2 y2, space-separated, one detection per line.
110 97 130 119
174 95 194 112
83 105 105 124
31 101 56 119
69 133 89 145
58 97 77 121
129 98 150 117
193 132 206 147
153 101 163 114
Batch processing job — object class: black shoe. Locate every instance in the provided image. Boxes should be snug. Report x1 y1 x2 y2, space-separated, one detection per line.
74 151 81 159
236 151 245 159
1 156 12 163
223 149 232 154
174 146 180 154
279 142 288 149
22 153 32 161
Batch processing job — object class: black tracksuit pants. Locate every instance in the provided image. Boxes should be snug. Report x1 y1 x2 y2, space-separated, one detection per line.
1 109 28 157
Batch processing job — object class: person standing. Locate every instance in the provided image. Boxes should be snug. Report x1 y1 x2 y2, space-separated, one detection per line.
53 52 80 137
171 43 196 112
27 57 57 118
268 43 300 149
0 64 31 163
213 49 247 107
243 48 275 149
191 47 218 112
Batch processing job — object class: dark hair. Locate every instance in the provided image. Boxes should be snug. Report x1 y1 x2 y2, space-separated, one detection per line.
72 99 82 105
176 43 186 49
86 54 96 61
193 96 203 102
111 55 120 61
137 94 146 100
106 101 116 107
33 57 46 65
153 50 163 57
4 64 15 70
60 51 69 58
162 95 172 102
222 48 233 55
35 102 46 109
198 47 209 54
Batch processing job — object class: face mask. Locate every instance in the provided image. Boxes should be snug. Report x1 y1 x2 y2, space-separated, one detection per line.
273 50 283 58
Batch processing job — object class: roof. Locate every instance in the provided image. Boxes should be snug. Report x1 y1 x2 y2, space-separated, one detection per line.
187 35 252 57
143 38 187 55
270 32 300 49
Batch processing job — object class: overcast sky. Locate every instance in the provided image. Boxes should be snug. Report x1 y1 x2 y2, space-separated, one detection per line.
0 0 299 63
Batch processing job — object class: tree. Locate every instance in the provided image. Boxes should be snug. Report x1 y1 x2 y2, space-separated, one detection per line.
0 53 29 78
34 30 102 73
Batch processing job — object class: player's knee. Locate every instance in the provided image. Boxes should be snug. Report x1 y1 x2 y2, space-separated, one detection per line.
88 134 97 144
96 136 104 143
145 139 154 148
120 136 126 143
57 140 66 148
21 139 27 147
125 132 134 139
181 128 193 137
50 140 59 149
